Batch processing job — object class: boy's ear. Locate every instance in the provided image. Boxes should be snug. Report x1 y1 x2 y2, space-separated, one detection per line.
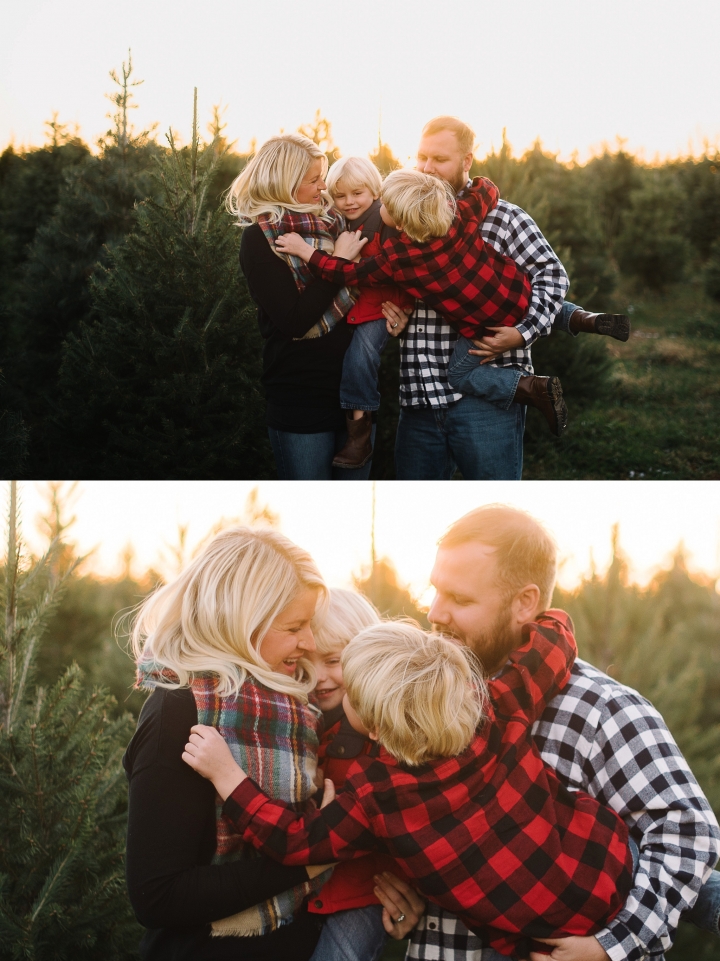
368 730 379 741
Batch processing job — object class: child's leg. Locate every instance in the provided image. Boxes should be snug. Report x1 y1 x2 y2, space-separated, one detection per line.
682 868 720 936
447 336 568 437
334 319 389 469
553 301 630 342
447 335 521 411
339 319 390 413
309 905 387 961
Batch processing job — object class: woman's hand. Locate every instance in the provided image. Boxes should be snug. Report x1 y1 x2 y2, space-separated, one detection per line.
275 232 314 262
382 301 413 337
468 325 525 363
333 230 369 261
182 724 246 801
373 871 426 940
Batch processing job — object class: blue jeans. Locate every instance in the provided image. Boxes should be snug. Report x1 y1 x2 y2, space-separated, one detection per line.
685 867 720 935
268 424 376 480
447 336 522 410
340 319 390 412
310 904 387 961
553 300 581 336
395 396 525 480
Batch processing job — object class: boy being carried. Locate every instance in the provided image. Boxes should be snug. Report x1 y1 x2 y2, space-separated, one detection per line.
184 612 635 959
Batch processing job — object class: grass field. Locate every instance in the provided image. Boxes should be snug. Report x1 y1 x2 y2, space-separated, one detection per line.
523 280 720 479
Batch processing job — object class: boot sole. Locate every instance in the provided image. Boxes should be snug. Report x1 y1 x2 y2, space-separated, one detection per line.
596 314 630 342
547 377 568 437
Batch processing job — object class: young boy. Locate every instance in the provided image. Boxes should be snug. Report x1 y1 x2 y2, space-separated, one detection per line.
306 588 411 959
323 157 415 469
183 612 635 959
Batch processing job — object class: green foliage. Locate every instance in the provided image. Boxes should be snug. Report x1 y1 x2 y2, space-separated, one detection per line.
615 174 691 289
52 95 273 478
0 484 141 958
703 238 720 302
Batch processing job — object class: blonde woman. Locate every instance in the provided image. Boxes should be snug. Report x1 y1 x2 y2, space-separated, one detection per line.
124 527 334 961
227 134 408 480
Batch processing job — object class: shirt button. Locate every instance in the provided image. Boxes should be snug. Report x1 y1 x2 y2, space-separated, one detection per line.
314 899 323 909
428 922 437 930
337 745 345 755
417 326 424 332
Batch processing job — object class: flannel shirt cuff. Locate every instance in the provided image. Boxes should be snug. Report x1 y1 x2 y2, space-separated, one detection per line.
596 922 650 961
514 321 537 346
223 776 269 826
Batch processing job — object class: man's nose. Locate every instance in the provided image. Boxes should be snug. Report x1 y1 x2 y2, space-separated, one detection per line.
427 594 447 624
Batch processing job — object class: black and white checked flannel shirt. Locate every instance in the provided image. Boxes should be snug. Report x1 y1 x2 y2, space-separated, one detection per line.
407 658 720 961
399 195 570 407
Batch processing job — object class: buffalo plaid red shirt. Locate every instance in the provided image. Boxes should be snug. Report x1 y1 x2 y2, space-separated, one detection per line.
223 611 634 958
306 178 532 339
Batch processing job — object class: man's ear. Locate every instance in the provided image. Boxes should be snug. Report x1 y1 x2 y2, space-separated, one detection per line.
462 151 473 174
513 584 542 625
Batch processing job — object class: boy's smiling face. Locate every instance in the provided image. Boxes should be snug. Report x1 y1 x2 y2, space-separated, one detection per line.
308 649 346 713
331 179 377 222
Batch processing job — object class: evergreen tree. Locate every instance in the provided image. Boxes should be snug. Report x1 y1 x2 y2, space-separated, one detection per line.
52 92 273 478
0 482 141 959
5 56 159 472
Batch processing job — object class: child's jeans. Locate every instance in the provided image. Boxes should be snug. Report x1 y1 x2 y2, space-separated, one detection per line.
340 319 389 412
309 904 387 961
446 335 522 410
446 300 582 411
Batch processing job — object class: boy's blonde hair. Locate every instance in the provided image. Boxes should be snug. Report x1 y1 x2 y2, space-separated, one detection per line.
439 504 557 609
312 588 381 656
325 156 382 201
131 527 328 701
341 622 487 766
226 133 331 227
381 169 456 244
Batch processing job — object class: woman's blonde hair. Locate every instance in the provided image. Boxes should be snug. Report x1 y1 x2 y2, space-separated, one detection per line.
226 133 331 226
325 156 382 201
381 169 456 244
131 527 328 701
341 622 487 766
312 588 381 656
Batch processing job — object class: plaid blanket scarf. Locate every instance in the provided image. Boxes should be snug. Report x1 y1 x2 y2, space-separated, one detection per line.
137 662 331 938
258 208 356 339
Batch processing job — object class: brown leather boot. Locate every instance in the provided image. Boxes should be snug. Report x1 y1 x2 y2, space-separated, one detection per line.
332 412 373 469
513 375 568 437
568 309 630 342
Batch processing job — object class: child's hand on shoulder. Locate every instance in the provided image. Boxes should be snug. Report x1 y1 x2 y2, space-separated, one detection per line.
275 232 313 261
182 724 246 801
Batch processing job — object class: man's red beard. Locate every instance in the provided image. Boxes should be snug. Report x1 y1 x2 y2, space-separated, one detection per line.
432 607 516 675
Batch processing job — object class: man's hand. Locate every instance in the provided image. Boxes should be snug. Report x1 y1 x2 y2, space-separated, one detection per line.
468 325 525 363
529 935 611 961
373 871 426 940
382 301 413 337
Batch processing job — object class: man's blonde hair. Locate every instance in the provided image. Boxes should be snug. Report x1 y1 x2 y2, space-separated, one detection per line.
312 588 381 656
131 527 328 701
439 504 557 609
421 116 475 157
381 169 456 244
341 622 487 766
226 133 330 226
325 156 382 201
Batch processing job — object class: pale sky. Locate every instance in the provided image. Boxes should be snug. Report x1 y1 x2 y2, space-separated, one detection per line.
12 482 720 605
3 0 719 163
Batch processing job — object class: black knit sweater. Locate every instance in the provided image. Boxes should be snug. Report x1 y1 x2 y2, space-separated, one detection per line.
123 687 321 960
239 224 354 433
